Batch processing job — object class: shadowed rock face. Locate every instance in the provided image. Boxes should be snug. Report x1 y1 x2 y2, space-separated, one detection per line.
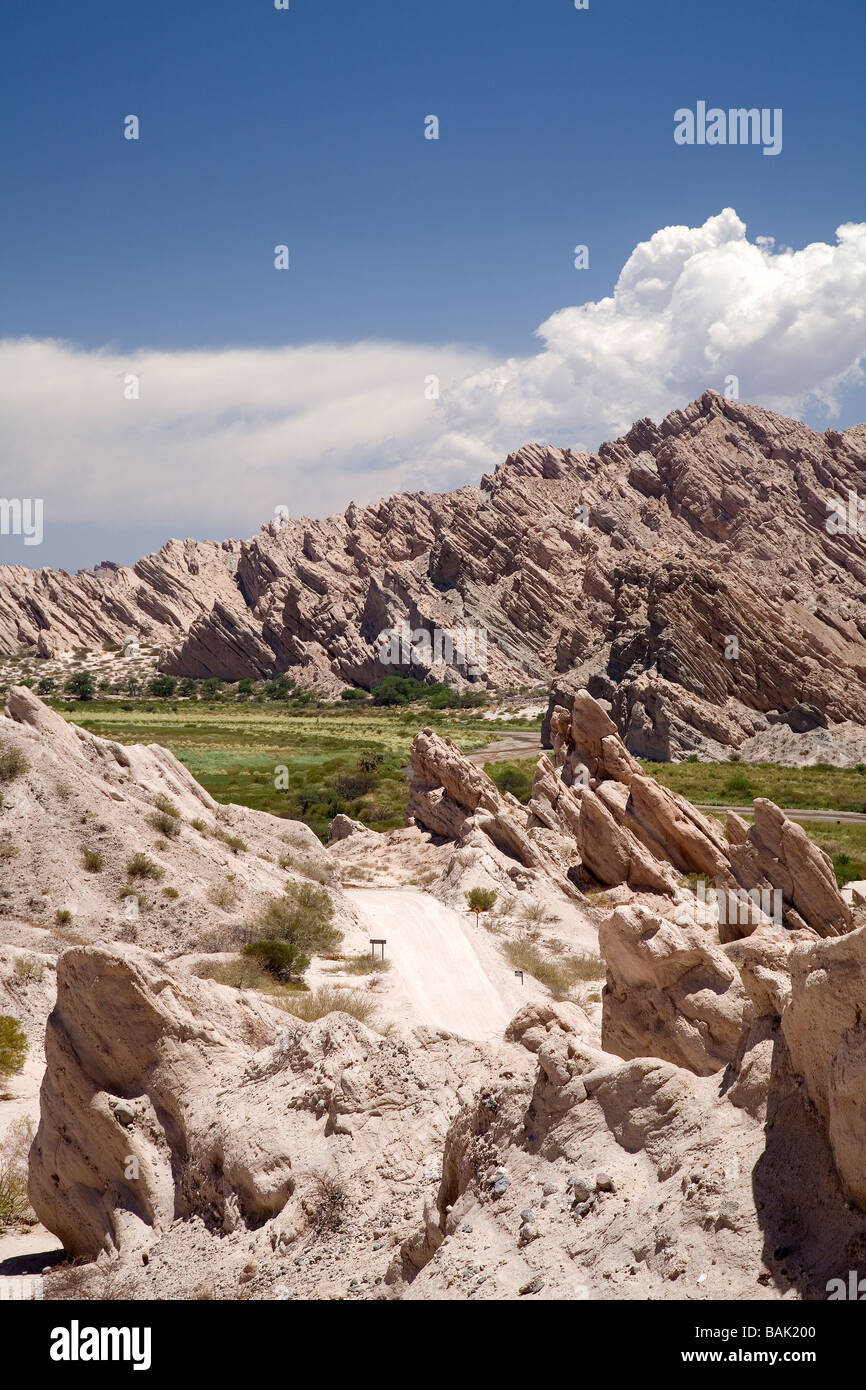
3 391 866 750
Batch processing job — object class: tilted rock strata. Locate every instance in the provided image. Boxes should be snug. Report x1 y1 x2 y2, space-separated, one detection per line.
3 392 866 754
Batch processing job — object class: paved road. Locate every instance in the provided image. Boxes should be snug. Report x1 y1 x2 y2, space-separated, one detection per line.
695 804 866 824
345 887 529 1041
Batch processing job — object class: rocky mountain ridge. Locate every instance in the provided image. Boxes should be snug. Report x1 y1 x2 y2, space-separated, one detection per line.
3 390 866 757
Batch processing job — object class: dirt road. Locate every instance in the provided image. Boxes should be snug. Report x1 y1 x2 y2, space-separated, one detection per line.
345 887 535 1041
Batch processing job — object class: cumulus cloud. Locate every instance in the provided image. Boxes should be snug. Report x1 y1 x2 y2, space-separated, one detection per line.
427 209 866 470
1 208 865 563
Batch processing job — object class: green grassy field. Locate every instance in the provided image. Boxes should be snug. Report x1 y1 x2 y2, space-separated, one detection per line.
640 759 866 813
56 699 530 841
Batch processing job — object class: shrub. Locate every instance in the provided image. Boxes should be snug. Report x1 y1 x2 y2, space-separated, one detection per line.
163 886 180 899
209 882 239 911
149 811 180 838
341 953 390 976
0 1016 27 1078
465 887 497 918
214 828 247 854
488 761 533 803
0 1118 35 1230
13 955 44 982
0 840 17 859
54 909 72 924
252 882 340 960
64 670 96 700
81 848 104 873
153 794 180 818
0 742 28 783
148 675 177 698
195 957 274 991
191 818 210 833
126 852 163 880
242 939 308 982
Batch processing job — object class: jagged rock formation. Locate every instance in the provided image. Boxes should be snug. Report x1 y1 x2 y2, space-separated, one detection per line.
29 931 866 1301
3 392 866 755
598 904 748 1075
408 690 855 942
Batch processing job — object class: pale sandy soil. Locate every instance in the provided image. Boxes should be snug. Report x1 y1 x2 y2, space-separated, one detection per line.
345 886 547 1040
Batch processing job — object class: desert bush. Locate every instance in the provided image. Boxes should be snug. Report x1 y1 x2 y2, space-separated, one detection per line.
278 986 375 1024
465 887 497 917
0 839 17 859
13 955 44 982
0 1118 35 1230
81 847 104 873
341 953 390 976
278 851 334 884
54 908 72 925
126 852 163 880
191 817 210 833
209 881 239 911
214 828 247 854
0 742 27 783
505 938 605 999
252 882 340 960
163 886 180 898
0 1015 28 1078
195 957 275 991
149 811 180 838
307 1171 346 1233
242 939 307 982
195 922 249 953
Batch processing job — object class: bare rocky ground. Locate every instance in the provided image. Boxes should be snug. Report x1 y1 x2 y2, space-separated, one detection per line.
4 687 866 1302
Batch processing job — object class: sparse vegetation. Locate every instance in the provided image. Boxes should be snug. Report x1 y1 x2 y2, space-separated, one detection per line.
278 986 376 1024
214 828 247 854
149 810 180 838
54 908 72 924
505 938 604 1000
13 955 45 982
125 852 163 880
0 1118 35 1230
163 886 180 898
81 847 104 872
209 882 239 911
0 741 28 782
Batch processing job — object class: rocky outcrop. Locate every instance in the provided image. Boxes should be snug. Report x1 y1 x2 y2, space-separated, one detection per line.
30 943 504 1262
406 690 854 941
598 904 748 1075
4 393 866 755
782 925 866 1210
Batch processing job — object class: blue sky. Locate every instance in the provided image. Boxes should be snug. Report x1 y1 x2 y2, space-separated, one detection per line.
2 0 865 568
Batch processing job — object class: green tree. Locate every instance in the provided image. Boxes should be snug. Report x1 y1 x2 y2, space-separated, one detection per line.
148 675 177 698
0 1016 27 1079
64 670 96 701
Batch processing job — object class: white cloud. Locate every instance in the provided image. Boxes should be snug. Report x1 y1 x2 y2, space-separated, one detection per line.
1 209 865 552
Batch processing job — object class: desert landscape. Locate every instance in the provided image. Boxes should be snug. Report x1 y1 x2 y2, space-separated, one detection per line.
3 395 866 1310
